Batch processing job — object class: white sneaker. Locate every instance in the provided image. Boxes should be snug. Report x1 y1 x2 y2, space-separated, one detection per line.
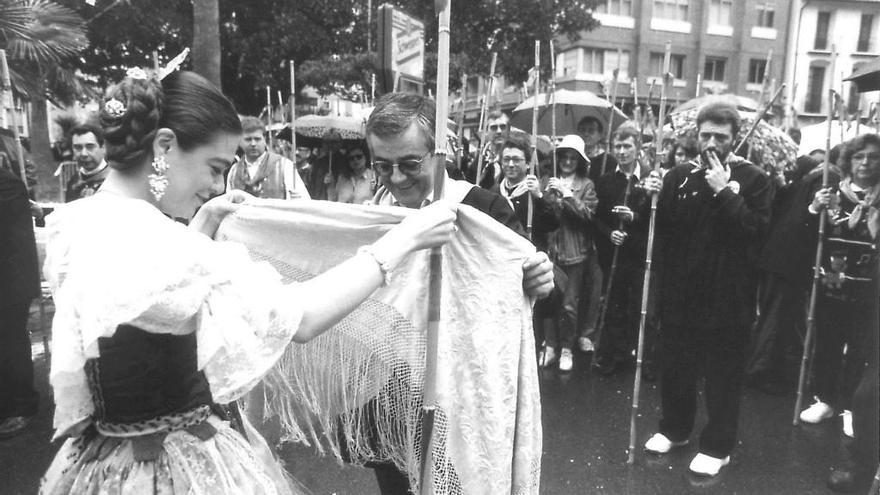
538 346 557 368
688 453 730 476
559 348 573 371
841 410 853 437
578 336 594 353
800 397 834 424
644 433 689 454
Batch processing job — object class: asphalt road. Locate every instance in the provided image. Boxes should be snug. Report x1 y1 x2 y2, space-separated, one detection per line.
0 306 863 495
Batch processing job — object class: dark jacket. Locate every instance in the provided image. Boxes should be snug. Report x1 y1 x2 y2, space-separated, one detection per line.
0 167 41 306
657 160 773 329
593 163 653 270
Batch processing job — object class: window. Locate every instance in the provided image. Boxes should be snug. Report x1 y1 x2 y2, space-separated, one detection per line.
653 0 689 21
748 59 767 84
857 14 874 52
756 3 775 28
650 52 685 79
605 50 630 79
708 0 732 26
704 57 726 82
583 48 604 74
560 49 579 76
805 65 826 114
814 12 831 50
596 0 633 16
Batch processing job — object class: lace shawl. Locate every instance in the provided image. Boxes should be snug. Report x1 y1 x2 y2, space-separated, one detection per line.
43 195 303 440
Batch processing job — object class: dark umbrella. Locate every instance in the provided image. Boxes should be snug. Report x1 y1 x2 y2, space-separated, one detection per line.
844 56 880 92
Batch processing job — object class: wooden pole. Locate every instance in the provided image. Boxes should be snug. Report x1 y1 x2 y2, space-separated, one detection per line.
733 83 786 155
759 50 773 106
456 72 467 172
289 61 297 189
526 40 540 240
550 41 558 178
266 85 273 151
0 50 28 193
420 1 451 492
795 45 837 426
601 60 621 176
474 53 497 186
695 72 702 97
628 41 672 465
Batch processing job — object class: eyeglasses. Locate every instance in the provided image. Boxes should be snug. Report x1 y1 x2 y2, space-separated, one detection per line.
501 156 526 164
372 150 433 177
488 123 508 132
852 152 880 162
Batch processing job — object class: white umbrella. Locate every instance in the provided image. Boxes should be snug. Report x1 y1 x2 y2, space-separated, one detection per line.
509 88 628 136
797 120 870 156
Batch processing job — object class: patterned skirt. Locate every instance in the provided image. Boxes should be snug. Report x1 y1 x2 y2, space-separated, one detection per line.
39 407 310 495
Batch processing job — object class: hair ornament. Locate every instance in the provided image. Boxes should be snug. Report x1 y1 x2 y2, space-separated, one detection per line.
127 67 149 80
104 98 126 119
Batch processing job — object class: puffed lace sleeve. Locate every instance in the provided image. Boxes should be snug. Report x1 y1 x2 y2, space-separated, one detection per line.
44 196 302 438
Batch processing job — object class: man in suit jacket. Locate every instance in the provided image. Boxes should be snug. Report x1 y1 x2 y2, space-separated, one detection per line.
364 92 555 495
0 166 40 438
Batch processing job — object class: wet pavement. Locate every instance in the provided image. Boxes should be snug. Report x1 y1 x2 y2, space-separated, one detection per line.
0 304 863 494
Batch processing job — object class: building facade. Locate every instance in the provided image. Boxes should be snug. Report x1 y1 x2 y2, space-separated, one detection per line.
554 0 792 112
784 0 880 126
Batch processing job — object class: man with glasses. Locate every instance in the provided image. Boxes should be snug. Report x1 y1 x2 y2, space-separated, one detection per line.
473 110 510 189
364 92 555 494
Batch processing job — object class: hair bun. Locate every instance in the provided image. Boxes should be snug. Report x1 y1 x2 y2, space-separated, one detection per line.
100 73 164 168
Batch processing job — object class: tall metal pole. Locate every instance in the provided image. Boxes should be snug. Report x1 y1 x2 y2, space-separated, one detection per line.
794 45 837 426
628 40 672 465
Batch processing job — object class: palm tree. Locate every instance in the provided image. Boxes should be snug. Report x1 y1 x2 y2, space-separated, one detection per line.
1 0 87 201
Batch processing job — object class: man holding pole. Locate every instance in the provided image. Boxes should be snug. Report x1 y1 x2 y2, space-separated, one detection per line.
642 102 772 477
363 91 554 494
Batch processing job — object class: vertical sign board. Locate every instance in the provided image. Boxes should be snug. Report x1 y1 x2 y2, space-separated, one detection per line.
377 4 424 94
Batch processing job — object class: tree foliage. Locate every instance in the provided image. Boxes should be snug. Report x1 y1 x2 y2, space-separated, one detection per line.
56 0 597 114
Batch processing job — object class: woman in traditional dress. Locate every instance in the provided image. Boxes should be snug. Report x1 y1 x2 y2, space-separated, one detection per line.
39 70 456 495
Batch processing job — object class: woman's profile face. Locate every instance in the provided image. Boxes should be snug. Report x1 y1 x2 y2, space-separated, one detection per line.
160 132 240 219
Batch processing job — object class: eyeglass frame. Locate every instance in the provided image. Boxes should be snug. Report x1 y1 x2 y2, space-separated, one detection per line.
488 123 509 132
371 150 434 177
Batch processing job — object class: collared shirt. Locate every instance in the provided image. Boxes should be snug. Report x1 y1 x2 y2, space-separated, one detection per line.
244 152 268 178
79 159 109 179
330 168 377 204
372 173 475 208
615 162 641 180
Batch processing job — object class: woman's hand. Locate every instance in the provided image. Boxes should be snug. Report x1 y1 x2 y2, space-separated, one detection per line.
371 200 458 269
189 190 254 238
811 187 839 213
547 177 573 198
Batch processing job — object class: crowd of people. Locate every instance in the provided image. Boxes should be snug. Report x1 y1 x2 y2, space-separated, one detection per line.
0 63 877 494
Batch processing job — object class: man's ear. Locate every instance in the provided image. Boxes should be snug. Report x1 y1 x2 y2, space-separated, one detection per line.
151 128 178 158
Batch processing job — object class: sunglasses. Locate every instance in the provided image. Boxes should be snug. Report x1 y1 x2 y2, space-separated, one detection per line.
372 151 433 177
488 123 508 132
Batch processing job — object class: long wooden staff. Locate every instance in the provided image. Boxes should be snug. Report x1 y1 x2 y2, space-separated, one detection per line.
265 85 274 151
526 40 540 240
733 83 786 156
289 60 297 189
794 45 837 426
601 53 621 176
550 41 558 178
474 53 497 186
0 50 28 193
420 1 451 492
628 41 672 465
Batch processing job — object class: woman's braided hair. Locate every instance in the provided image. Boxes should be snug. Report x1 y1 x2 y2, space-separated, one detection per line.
100 70 241 170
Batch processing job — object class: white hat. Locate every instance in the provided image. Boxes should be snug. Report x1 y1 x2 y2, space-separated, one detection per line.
555 134 591 165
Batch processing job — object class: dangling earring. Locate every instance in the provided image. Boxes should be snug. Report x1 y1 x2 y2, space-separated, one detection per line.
149 154 169 201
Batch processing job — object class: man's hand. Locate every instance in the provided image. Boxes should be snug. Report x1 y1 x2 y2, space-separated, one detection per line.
524 175 543 199
611 205 634 223
642 171 662 196
522 251 554 299
705 150 731 194
610 229 627 246
811 187 840 213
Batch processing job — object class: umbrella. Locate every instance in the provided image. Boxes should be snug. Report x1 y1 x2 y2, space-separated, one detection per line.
796 120 868 156
671 94 760 115
509 88 628 137
275 113 367 148
670 108 798 178
844 56 880 92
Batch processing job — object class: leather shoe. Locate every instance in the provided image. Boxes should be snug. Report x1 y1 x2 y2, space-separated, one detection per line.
0 416 32 439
